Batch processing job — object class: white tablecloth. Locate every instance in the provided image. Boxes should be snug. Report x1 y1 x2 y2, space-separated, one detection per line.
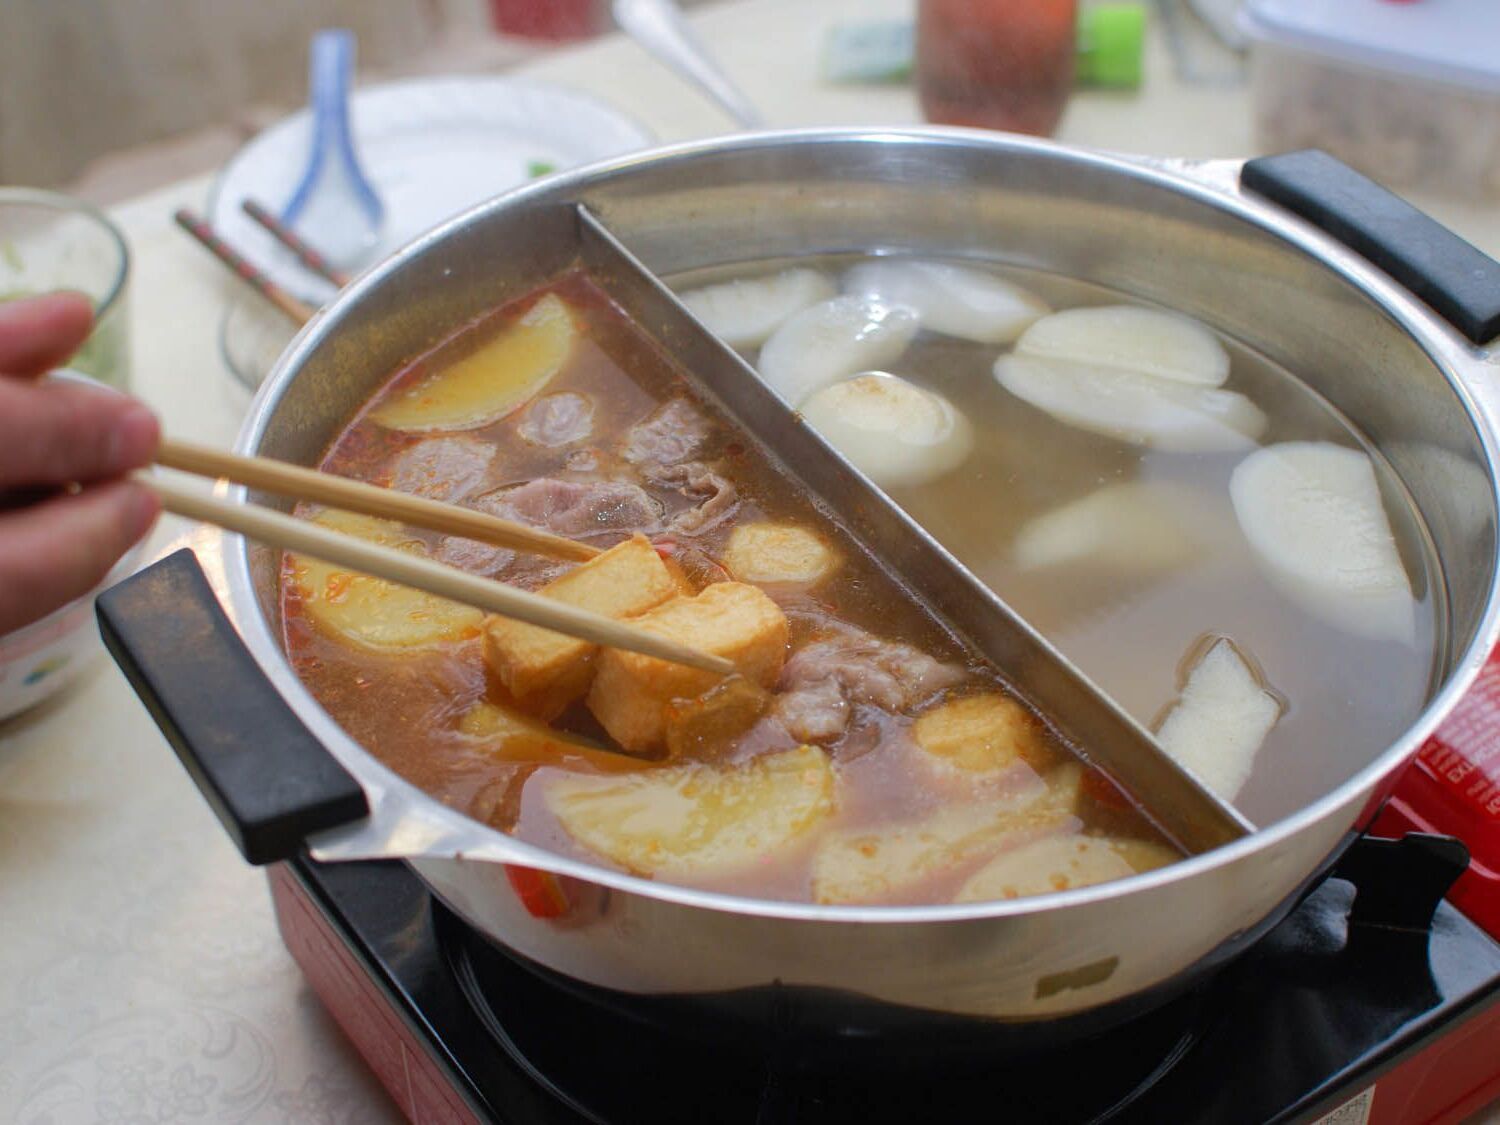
3 1 1498 1120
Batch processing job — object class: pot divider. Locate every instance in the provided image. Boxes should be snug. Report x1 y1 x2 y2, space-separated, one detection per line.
96 201 1254 868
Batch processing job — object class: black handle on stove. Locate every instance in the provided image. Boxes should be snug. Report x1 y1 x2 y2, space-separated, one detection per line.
1241 150 1500 345
96 548 369 865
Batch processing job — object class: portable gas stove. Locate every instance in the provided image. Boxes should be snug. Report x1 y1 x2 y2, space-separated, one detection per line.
267 656 1500 1125
269 836 1500 1124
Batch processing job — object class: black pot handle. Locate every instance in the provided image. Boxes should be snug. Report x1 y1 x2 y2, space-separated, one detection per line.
96 548 368 864
1241 149 1500 346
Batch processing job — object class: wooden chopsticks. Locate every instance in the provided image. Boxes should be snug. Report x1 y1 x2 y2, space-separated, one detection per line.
157 438 600 562
173 209 316 326
142 473 733 677
240 199 351 288
164 214 728 674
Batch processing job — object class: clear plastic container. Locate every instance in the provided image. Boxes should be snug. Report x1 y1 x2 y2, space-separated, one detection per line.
1239 0 1500 200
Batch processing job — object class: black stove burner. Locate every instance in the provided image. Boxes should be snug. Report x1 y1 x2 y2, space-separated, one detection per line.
444 908 1207 1124
287 835 1500 1125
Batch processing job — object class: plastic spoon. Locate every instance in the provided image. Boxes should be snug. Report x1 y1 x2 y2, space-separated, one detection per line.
281 29 384 270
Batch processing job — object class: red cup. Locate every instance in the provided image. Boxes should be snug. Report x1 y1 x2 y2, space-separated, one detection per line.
487 0 609 41
916 0 1078 137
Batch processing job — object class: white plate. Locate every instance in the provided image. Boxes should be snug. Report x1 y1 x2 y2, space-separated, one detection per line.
208 75 654 303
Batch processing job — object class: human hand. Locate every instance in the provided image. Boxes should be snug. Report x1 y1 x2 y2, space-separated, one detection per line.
0 292 160 635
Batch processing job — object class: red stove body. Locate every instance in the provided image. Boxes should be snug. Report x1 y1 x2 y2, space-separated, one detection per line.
266 657 1500 1125
269 817 1500 1124
1376 650 1500 941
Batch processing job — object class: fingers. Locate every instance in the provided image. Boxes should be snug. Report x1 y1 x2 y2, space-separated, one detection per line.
0 292 95 377
0 479 159 635
0 378 159 489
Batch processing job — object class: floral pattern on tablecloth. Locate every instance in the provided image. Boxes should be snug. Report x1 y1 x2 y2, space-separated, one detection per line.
0 659 402 1125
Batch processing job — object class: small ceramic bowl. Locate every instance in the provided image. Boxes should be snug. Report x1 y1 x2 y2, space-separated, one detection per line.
0 540 146 721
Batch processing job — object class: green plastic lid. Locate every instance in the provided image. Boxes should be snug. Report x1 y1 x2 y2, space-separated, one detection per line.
1077 3 1147 88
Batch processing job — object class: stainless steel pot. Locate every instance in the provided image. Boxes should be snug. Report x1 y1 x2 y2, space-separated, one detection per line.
101 131 1500 1030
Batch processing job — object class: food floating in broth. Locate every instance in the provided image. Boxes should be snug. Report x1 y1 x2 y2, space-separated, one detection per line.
679 267 836 348
955 833 1181 903
810 765 1079 904
587 581 788 754
842 258 1050 344
384 435 497 503
1010 482 1202 577
758 294 920 407
482 534 680 719
993 353 1267 453
458 701 646 775
518 391 595 448
1014 305 1231 387
545 745 835 880
991 303 1265 452
288 256 1440 905
664 254 1436 826
912 692 1058 775
799 372 973 488
372 293 576 431
1155 637 1282 801
721 522 839 587
1229 442 1416 644
289 510 484 650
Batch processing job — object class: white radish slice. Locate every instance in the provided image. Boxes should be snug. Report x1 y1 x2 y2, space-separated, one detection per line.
799 372 973 488
758 295 920 407
954 834 1180 903
1011 482 1200 575
1229 442 1417 643
993 354 1266 453
373 293 576 432
1015 305 1230 387
679 268 837 348
546 745 834 880
842 259 1050 344
289 511 484 651
1155 638 1281 801
810 772 1056 904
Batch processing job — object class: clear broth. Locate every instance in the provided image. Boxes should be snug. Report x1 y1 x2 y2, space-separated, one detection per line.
668 256 1442 825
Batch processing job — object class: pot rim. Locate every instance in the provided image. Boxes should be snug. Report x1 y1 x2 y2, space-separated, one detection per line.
224 126 1500 924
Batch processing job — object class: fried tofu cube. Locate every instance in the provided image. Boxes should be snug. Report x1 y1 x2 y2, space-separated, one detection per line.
483 534 678 718
912 693 1060 774
587 582 789 753
721 522 838 586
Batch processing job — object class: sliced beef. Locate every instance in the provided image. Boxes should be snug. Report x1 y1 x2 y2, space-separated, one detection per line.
660 462 739 535
774 624 967 744
385 436 495 503
518 392 594 447
436 477 661 578
492 477 663 539
660 542 731 590
565 448 600 473
622 398 712 470
774 675 849 744
435 534 515 577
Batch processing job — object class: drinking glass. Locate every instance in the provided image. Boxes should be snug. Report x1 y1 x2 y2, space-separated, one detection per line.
916 0 1078 137
0 188 130 389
